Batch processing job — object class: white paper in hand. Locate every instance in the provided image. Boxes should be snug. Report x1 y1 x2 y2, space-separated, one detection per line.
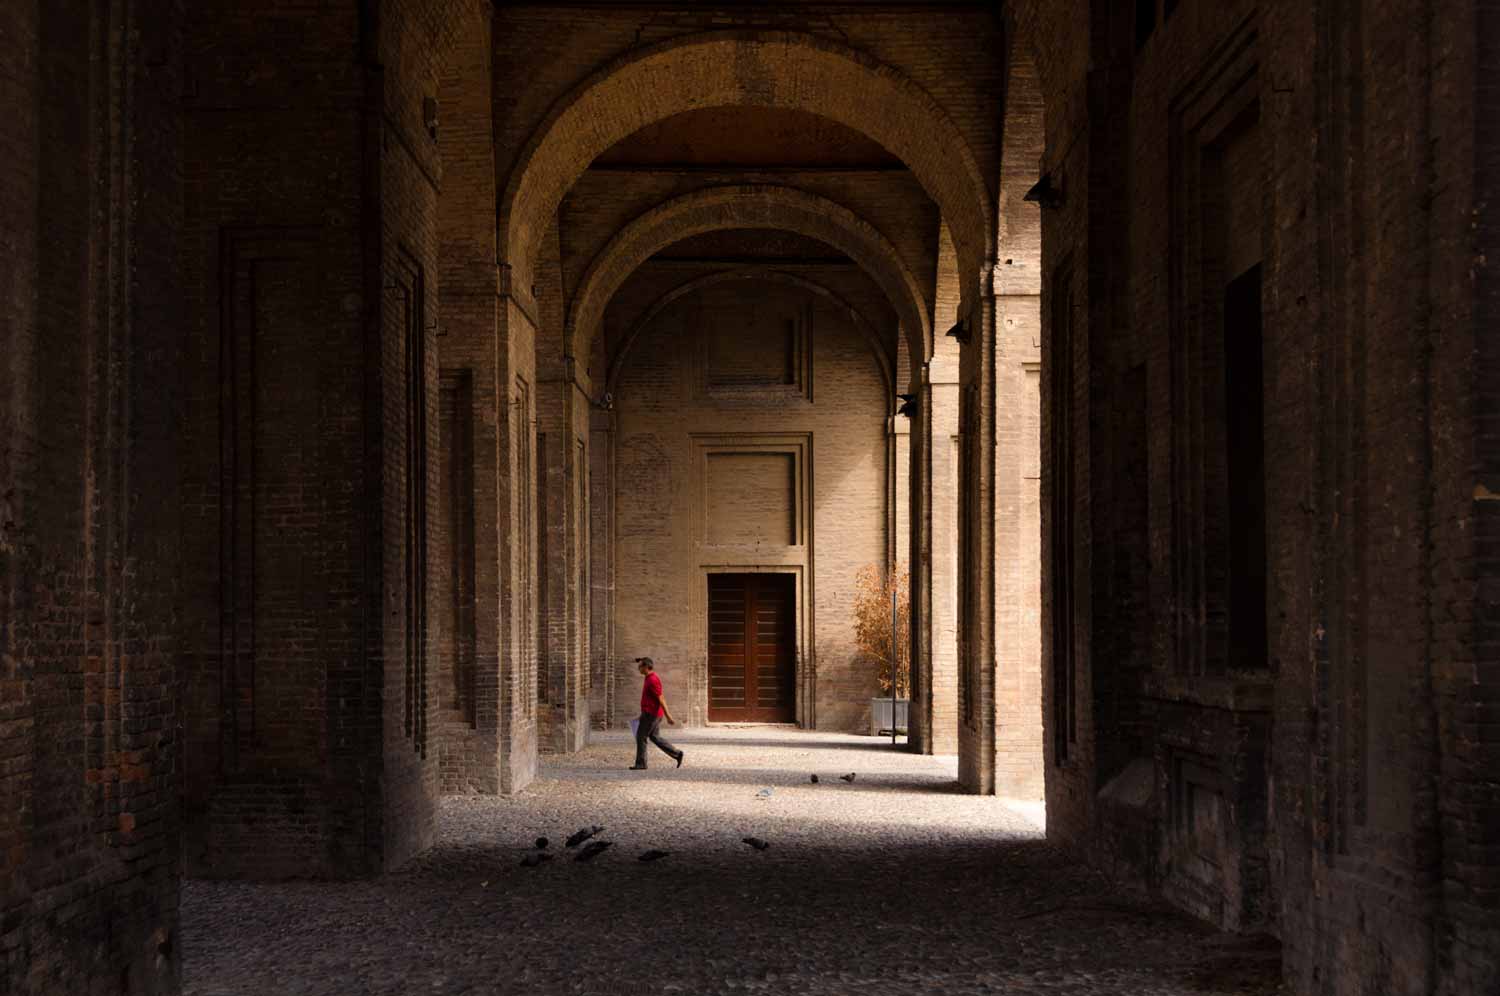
629 719 639 739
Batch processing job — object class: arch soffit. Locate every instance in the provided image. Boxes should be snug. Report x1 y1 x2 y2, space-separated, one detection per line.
567 185 931 370
606 268 897 411
501 31 992 316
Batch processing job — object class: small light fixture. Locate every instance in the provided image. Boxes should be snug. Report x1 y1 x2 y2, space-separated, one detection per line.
945 318 970 345
1022 172 1064 209
896 393 918 418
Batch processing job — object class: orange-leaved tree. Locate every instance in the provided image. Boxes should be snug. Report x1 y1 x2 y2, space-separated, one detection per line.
852 563 911 699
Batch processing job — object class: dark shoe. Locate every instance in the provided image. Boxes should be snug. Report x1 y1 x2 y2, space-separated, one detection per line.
675 752 684 769
629 764 647 770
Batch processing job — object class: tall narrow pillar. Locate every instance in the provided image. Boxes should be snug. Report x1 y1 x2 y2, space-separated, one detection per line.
912 220 964 756
891 413 911 567
958 289 1000 794
435 2 507 794
536 366 591 753
588 410 616 729
495 278 541 792
993 279 1044 798
910 358 962 754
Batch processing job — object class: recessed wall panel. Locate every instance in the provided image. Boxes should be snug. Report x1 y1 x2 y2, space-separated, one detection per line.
705 452 796 546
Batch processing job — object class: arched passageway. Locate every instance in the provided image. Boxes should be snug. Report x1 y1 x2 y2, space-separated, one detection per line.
4 3 1494 996
604 245 899 732
568 185 930 377
500 31 993 325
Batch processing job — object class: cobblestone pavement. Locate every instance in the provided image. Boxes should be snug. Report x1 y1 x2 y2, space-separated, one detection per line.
182 728 1282 996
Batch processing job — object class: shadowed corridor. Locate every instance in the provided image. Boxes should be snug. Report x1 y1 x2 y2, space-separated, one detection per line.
6 4 1494 994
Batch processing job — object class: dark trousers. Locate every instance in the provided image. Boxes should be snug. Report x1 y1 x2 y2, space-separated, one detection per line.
634 713 680 767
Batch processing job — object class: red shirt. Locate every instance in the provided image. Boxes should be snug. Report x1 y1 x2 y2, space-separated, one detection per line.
640 672 665 717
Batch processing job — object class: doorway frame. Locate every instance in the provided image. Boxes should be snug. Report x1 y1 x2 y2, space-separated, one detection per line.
702 567 810 723
687 432 815 727
697 565 813 728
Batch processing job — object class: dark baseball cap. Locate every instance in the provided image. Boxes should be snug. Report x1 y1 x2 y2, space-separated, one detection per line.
634 656 654 668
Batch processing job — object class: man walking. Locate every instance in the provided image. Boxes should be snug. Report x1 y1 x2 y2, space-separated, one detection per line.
630 657 684 770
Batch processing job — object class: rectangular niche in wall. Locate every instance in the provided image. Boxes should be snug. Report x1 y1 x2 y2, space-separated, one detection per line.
706 453 797 546
708 320 796 387
692 291 812 403
217 225 323 771
1165 748 1232 922
692 435 810 550
393 246 429 757
1168 14 1266 678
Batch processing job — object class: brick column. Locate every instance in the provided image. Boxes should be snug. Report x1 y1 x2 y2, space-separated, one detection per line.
891 413 911 568
588 410 616 730
958 289 1000 794
993 285 1044 798
434 2 506 794
496 283 540 793
536 369 591 754
910 358 962 755
912 220 964 756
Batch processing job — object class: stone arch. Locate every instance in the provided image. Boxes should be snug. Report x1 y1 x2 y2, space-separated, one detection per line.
501 30 992 328
569 185 930 376
606 268 897 411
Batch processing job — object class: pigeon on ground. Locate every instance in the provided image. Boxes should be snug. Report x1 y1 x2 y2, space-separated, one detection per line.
566 826 604 848
810 774 819 784
520 852 553 868
742 836 771 851
839 772 857 783
575 840 613 862
638 850 670 862
534 836 549 850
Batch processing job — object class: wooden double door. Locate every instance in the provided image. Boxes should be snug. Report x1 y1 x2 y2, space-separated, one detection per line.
708 573 796 723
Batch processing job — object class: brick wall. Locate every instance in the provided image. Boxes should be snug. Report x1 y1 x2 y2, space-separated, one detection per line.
992 44 1046 800
180 0 372 881
180 0 451 878
564 181 936 387
612 276 893 732
909 222 963 757
561 169 940 367
533 215 593 756
1015 0 1499 989
377 0 449 870
1459 0 1500 990
434 0 506 794
1 2 184 991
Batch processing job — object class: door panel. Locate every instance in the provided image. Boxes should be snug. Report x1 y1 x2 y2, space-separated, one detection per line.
708 574 795 722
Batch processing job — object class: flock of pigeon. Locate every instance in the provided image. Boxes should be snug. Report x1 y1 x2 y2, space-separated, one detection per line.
517 772 860 867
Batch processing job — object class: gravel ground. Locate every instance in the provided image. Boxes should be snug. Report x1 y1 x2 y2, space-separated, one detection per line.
182 728 1282 996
